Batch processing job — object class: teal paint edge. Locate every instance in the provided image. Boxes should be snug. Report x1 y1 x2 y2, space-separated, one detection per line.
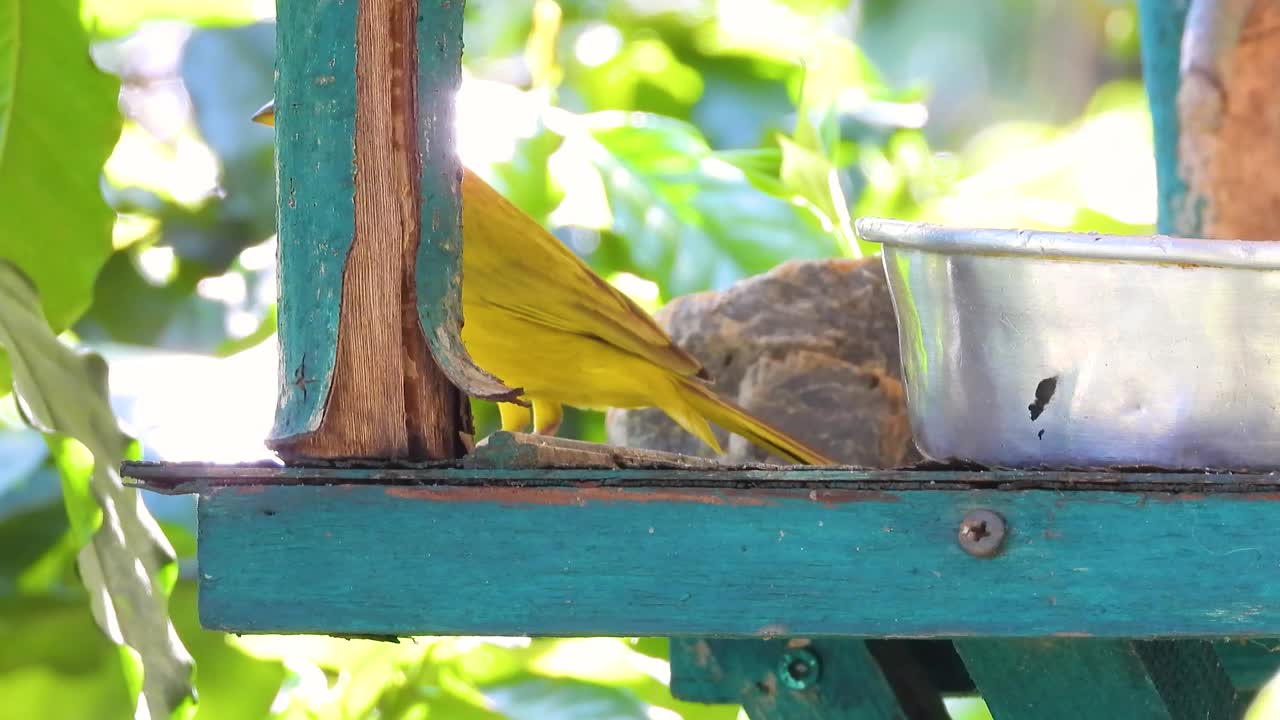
671 639 951 719
670 639 917 720
1137 0 1199 236
195 484 1280 639
413 3 519 402
268 0 359 442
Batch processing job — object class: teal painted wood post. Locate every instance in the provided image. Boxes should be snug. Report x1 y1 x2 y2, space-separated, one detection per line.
267 0 358 446
412 5 519 404
266 0 516 460
669 639 947 720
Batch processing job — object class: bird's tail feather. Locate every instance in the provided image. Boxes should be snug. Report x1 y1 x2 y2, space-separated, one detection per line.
672 378 836 466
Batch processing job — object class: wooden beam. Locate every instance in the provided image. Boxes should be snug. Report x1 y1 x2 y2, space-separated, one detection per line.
669 639 948 720
131 466 1280 638
955 639 1241 720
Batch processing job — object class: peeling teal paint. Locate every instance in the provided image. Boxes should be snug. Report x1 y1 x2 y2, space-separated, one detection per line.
268 0 358 444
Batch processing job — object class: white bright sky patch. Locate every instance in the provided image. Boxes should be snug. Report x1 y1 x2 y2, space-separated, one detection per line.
646 706 681 720
107 340 278 462
196 272 247 304
137 245 177 285
574 23 624 67
454 77 545 174
239 236 277 271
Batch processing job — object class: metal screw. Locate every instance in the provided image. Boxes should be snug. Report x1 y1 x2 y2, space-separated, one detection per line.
778 648 821 690
958 509 1006 558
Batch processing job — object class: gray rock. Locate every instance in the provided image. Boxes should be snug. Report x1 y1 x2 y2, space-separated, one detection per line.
606 257 920 466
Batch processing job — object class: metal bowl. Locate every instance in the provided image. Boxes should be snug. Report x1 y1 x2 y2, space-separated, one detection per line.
856 216 1280 471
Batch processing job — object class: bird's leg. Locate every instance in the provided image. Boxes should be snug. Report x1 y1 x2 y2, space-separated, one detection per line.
498 402 532 432
532 399 564 436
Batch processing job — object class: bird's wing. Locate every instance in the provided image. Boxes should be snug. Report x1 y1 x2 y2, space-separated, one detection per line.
463 168 708 380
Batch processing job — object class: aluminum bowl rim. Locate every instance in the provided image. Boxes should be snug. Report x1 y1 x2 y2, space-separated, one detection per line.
855 216 1280 271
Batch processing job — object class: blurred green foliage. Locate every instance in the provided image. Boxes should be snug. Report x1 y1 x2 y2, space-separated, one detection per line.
6 0 1253 718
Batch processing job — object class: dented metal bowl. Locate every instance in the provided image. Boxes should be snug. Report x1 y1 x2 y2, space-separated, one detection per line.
856 216 1280 471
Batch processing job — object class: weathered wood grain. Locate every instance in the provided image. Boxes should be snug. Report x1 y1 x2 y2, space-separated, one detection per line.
463 432 741 470
283 0 422 459
192 481 1280 638
121 458 1280 495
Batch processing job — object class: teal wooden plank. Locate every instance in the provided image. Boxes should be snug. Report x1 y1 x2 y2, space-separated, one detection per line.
668 639 946 719
191 481 1280 638
669 637 1280 701
1217 639 1280 690
268 0 358 443
955 638 1241 720
412 1 516 402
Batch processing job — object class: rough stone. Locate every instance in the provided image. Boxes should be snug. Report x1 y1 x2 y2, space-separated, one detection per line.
606 257 920 466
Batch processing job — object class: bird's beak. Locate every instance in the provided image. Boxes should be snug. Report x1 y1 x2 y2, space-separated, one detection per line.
252 100 275 127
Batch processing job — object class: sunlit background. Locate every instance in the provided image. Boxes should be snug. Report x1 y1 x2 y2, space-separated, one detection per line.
10 1 1265 719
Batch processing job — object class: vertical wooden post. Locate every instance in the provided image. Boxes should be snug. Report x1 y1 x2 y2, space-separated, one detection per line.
266 0 511 461
1142 0 1280 240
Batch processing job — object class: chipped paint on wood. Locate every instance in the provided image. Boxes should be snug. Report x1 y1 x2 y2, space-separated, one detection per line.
412 2 518 401
268 0 359 442
195 483 1280 638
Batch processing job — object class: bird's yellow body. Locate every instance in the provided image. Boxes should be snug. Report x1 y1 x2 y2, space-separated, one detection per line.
255 103 834 465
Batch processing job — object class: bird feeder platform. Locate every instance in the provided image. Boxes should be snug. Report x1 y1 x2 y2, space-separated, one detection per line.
124 435 1280 720
124 0 1280 717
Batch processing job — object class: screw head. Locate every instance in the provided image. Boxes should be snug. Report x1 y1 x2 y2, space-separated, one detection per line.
778 648 821 690
958 509 1006 558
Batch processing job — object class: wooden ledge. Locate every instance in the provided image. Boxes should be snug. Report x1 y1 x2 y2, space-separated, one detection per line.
122 446 1280 640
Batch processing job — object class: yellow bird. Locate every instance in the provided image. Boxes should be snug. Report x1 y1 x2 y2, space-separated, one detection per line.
254 102 834 465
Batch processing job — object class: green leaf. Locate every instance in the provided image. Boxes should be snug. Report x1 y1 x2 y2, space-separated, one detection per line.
181 22 278 249
0 0 121 332
0 594 134 720
166 582 287 720
81 0 266 38
580 112 840 297
0 352 10 398
489 115 566 226
567 33 704 117
215 304 278 357
0 261 195 720
626 638 669 662
946 697 994 720
778 135 859 255
0 500 79 597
